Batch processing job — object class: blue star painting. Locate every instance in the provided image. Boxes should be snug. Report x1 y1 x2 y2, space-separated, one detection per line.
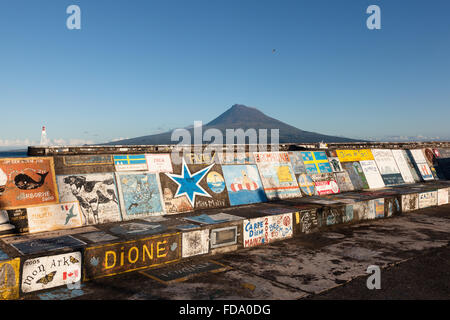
160 159 230 213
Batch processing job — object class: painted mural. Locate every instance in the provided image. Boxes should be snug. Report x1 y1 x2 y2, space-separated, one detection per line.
181 229 209 258
115 172 164 220
0 157 58 210
113 154 148 171
222 164 267 206
342 162 369 190
56 173 122 225
253 152 301 200
21 252 82 293
159 159 230 213
311 173 340 195
26 202 83 233
391 150 416 184
334 171 355 192
359 160 385 189
336 149 374 162
300 151 333 174
145 154 173 173
401 194 419 212
0 258 20 300
371 149 405 186
409 149 434 181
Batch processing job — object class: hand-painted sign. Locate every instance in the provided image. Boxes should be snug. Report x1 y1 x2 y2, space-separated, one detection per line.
418 191 438 209
336 149 374 162
115 172 165 220
27 202 83 233
145 154 173 173
243 217 266 248
222 164 267 206
56 173 122 225
11 235 86 255
371 149 405 186
374 198 385 218
21 252 82 293
297 173 316 196
0 258 20 300
409 149 434 181
184 213 242 225
342 162 369 190
83 232 180 280
3 208 28 234
266 213 293 242
401 194 419 212
311 173 340 195
298 209 320 234
113 154 148 171
300 151 333 174
160 160 230 213
0 157 58 209
181 229 209 258
253 152 301 200
243 213 292 247
391 150 416 184
328 157 344 172
288 151 306 174
334 171 355 192
359 160 385 189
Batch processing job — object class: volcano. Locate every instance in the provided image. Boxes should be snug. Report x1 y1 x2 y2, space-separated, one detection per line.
105 104 361 145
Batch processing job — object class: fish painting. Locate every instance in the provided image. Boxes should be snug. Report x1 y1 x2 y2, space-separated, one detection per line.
14 172 49 190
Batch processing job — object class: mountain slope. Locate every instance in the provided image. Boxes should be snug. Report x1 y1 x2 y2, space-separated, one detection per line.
104 104 362 145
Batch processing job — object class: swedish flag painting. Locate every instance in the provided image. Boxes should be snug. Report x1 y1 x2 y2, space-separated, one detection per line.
300 151 333 174
113 154 148 171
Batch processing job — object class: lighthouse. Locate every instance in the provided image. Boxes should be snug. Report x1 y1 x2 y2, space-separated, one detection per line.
40 126 49 146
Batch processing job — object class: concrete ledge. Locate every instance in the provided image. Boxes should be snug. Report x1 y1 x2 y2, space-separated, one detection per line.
0 181 448 299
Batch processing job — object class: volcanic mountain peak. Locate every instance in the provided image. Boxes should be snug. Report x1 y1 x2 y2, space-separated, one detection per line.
103 104 361 145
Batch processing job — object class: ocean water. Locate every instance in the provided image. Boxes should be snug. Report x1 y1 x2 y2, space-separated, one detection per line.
0 150 28 158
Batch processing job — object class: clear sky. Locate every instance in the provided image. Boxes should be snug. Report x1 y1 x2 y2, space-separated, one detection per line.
1 0 449 147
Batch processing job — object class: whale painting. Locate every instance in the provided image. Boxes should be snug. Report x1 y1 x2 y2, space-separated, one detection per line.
0 157 58 209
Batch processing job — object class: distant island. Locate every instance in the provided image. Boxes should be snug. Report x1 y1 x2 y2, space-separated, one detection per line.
102 104 362 145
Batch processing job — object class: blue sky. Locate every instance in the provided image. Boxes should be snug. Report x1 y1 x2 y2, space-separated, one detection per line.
0 0 449 147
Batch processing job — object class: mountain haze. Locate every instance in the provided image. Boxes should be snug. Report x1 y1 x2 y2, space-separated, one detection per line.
104 104 361 145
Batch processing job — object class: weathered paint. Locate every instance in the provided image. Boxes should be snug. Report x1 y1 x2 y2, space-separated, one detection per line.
145 154 173 173
418 191 438 209
56 173 122 225
371 149 405 186
0 157 59 210
115 172 165 220
21 252 82 293
54 154 115 175
113 154 148 171
253 152 302 200
181 229 209 258
11 235 86 255
26 202 83 233
140 260 230 284
83 232 181 280
0 258 20 300
359 160 385 189
401 193 419 212
336 149 374 162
